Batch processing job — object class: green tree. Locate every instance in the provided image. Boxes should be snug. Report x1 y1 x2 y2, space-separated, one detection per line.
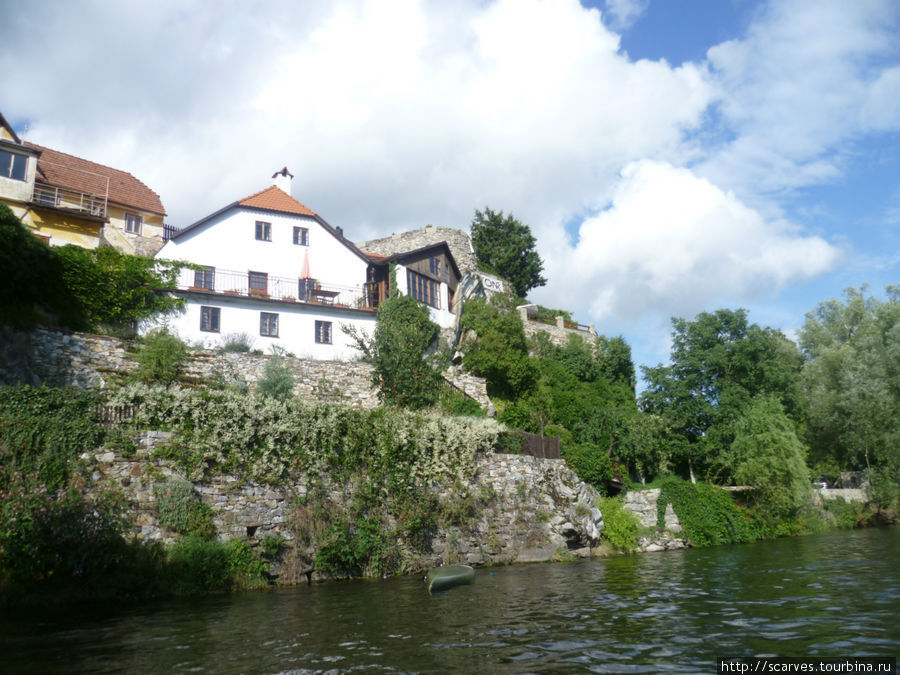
640 309 803 482
799 285 899 473
470 207 546 298
727 395 811 522
459 296 538 400
349 293 442 409
0 203 185 331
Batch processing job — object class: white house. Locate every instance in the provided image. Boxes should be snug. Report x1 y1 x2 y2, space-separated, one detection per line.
152 169 461 359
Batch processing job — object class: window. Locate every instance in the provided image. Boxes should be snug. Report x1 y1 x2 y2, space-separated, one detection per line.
315 320 332 344
260 312 279 337
249 271 268 295
407 269 440 308
200 306 220 333
293 226 309 246
298 278 316 301
429 257 440 276
124 212 142 234
194 266 215 290
255 221 272 241
0 150 27 181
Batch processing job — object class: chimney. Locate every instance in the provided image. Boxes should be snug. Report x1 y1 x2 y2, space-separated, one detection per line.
272 166 294 194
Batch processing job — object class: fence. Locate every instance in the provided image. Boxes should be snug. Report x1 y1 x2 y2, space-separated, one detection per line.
499 430 561 459
94 404 136 427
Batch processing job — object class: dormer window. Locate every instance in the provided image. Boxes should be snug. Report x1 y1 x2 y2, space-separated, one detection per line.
0 150 27 181
255 221 271 241
125 212 142 234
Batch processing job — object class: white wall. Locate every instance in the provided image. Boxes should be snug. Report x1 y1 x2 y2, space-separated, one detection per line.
152 295 375 360
156 206 368 286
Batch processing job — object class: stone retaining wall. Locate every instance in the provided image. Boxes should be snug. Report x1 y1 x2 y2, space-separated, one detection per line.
86 432 606 580
623 488 690 553
517 308 597 348
818 488 868 503
0 327 491 410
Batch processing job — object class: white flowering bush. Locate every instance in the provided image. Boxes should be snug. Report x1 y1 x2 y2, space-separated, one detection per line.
106 384 503 485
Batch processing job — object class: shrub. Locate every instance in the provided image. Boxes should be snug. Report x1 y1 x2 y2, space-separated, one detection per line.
0 385 105 490
439 388 486 417
657 478 753 547
218 332 253 353
256 354 295 400
0 469 128 595
167 535 230 594
154 478 216 539
224 540 269 589
598 496 640 553
347 293 442 409
561 442 612 491
133 328 188 385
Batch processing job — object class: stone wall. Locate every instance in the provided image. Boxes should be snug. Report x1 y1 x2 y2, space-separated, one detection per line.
624 488 682 531
357 225 478 276
623 489 690 553
517 307 597 348
86 432 606 580
0 327 491 410
818 488 868 504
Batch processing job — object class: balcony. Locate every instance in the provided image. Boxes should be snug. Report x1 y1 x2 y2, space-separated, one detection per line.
175 267 379 311
32 184 108 218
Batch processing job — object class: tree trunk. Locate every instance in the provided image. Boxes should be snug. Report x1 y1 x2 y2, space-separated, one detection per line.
688 457 696 484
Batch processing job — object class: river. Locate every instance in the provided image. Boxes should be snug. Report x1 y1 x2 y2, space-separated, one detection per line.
2 528 897 673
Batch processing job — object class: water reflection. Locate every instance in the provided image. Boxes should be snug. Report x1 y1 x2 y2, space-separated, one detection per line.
1 528 897 673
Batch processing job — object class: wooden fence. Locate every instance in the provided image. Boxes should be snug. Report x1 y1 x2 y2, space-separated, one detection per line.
94 404 136 427
499 430 561 459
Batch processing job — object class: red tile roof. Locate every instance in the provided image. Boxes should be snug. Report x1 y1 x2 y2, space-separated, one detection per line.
25 142 166 216
237 185 317 217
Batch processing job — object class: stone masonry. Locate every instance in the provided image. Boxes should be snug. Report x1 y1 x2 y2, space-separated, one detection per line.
87 432 606 579
518 305 597 348
357 225 479 276
0 327 491 410
624 488 690 553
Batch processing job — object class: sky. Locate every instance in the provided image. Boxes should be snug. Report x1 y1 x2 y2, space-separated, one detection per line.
2 0 898 381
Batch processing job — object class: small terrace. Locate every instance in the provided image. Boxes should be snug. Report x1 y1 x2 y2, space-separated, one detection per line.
174 267 379 311
31 160 110 218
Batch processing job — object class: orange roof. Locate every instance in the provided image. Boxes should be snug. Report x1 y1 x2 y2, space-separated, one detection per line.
25 142 166 216
237 185 317 217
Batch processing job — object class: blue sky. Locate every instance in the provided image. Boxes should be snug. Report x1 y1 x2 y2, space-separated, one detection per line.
1 0 898 379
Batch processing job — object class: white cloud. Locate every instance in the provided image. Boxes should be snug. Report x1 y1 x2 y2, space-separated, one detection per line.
698 0 900 201
538 160 842 321
0 0 711 233
602 0 649 31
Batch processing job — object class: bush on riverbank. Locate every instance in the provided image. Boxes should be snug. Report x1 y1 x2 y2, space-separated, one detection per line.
657 478 753 547
597 496 640 553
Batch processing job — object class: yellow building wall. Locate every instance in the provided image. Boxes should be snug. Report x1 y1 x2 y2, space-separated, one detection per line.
105 205 165 256
24 207 103 249
0 127 15 142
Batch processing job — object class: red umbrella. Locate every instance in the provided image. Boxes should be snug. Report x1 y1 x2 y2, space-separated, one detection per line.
300 248 311 279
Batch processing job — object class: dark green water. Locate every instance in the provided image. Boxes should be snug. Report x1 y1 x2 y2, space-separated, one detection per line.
2 528 897 673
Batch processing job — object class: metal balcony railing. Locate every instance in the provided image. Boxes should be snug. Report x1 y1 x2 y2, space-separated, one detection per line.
32 184 108 217
175 267 377 310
